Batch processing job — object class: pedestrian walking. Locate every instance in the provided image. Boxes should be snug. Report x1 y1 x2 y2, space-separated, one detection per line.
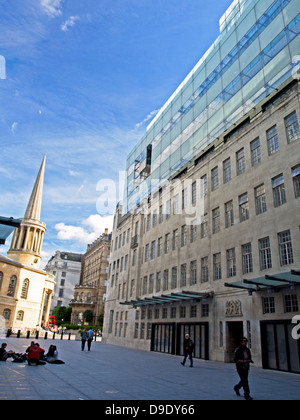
87 328 94 351
81 328 88 351
233 337 254 400
181 334 194 367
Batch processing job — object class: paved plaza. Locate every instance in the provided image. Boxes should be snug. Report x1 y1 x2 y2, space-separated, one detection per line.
0 337 299 401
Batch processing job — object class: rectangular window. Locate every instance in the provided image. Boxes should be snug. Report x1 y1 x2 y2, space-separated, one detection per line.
201 213 208 238
267 126 280 155
250 137 261 166
227 248 236 277
292 165 300 198
201 257 209 283
163 269 169 291
181 225 187 247
278 230 294 266
284 294 299 313
151 240 156 260
180 264 187 287
272 174 286 207
211 166 219 191
213 253 222 280
157 237 162 257
255 184 267 215
190 260 197 285
242 243 253 274
171 267 177 289
212 207 220 233
285 111 300 143
262 297 275 314
164 233 170 254
236 148 245 175
239 193 249 221
259 237 272 270
190 221 197 243
201 174 207 196
223 157 231 183
225 200 234 228
156 272 161 292
191 181 196 205
172 229 178 251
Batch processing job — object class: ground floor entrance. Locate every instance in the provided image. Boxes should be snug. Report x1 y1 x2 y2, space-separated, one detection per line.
151 322 209 360
261 320 300 374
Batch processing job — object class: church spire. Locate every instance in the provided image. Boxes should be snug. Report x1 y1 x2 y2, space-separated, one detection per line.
24 154 46 221
8 156 47 267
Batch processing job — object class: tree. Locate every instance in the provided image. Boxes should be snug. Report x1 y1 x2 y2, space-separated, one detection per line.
83 310 93 323
53 306 72 322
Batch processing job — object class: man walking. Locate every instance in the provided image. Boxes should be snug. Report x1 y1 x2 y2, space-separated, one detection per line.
181 334 194 367
233 337 254 400
87 328 94 351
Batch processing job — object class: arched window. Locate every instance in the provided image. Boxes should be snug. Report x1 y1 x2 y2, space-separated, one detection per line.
16 311 24 321
0 271 3 291
7 275 17 297
3 308 11 320
20 279 29 299
87 293 91 302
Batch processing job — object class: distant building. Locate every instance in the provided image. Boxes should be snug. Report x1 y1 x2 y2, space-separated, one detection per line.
70 229 111 326
45 251 82 310
0 156 56 331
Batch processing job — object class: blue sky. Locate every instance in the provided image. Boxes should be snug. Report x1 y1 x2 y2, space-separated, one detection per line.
0 0 232 265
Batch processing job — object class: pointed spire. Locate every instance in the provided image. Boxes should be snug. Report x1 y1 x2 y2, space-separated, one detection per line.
24 155 46 221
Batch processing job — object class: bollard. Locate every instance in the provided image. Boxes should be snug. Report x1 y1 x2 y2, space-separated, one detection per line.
35 331 39 339
44 332 47 340
26 330 30 339
17 330 21 338
6 329 11 338
68 333 71 340
61 332 63 340
53 332 55 340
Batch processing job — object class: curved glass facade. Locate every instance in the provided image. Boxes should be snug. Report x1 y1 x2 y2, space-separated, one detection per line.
124 0 300 213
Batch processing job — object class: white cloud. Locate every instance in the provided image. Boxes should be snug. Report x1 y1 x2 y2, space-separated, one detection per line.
11 122 18 134
61 16 79 32
40 0 63 17
135 109 159 128
55 214 113 245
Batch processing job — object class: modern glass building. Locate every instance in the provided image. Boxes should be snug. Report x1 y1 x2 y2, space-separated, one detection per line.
124 0 300 213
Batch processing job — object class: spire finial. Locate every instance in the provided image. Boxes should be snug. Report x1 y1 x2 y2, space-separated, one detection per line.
24 155 46 221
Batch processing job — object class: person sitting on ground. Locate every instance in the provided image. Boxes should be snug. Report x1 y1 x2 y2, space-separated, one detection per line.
27 343 46 365
46 345 65 364
0 343 15 361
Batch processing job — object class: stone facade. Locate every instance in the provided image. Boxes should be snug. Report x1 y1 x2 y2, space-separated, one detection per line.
103 79 300 373
70 230 111 326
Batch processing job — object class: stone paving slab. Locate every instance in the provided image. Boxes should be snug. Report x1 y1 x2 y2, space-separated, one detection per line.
0 337 299 401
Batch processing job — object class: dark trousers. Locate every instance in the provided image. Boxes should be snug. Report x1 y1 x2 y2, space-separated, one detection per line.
87 338 92 351
182 352 193 366
235 368 250 397
81 339 86 351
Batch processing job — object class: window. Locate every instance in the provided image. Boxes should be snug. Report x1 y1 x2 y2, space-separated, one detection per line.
59 289 64 298
259 237 272 270
190 261 197 285
278 230 294 266
182 188 187 210
151 240 156 260
213 253 222 280
149 274 154 294
212 207 220 233
191 181 196 205
201 174 207 196
272 174 286 207
159 205 164 224
250 137 261 166
132 249 137 266
157 237 162 257
180 306 186 318
225 200 234 228
227 248 236 277
164 233 170 254
201 304 209 317
255 184 267 215
190 221 197 243
292 165 300 198
262 297 275 314
201 257 209 283
20 279 29 299
7 275 17 297
190 305 197 318
145 244 149 262
211 167 219 191
163 269 168 291
181 225 187 246
239 193 249 222
146 214 151 231
173 194 179 214
172 229 178 251
152 210 157 227
156 272 161 292
142 276 147 295
166 199 171 219
3 309 11 320
284 294 299 313
242 243 253 274
236 148 245 175
266 126 279 155
16 311 24 321
201 213 208 238
223 158 231 183
180 264 187 287
171 267 177 289
285 111 300 143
